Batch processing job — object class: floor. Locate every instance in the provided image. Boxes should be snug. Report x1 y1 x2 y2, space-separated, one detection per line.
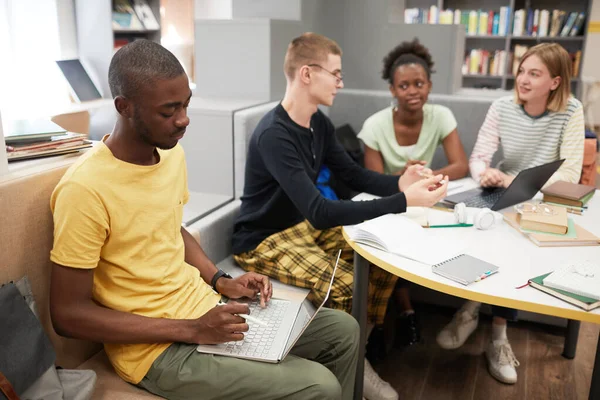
378 152 600 400
377 304 600 400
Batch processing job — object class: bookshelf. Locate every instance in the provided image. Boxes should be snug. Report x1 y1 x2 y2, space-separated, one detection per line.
404 0 592 98
75 0 162 98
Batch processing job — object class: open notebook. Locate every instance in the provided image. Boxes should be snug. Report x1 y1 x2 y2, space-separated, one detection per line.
347 214 464 265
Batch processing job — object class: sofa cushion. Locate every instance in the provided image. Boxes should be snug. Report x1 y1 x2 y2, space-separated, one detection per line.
78 351 163 400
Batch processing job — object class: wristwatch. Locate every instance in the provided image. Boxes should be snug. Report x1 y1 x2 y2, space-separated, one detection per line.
210 269 232 293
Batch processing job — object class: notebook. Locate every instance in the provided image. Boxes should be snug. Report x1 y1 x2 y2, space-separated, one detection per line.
528 272 600 311
542 261 600 300
347 214 464 265
431 254 500 285
504 212 600 247
4 119 67 144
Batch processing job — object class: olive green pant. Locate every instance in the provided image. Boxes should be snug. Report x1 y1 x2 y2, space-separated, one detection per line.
137 308 359 400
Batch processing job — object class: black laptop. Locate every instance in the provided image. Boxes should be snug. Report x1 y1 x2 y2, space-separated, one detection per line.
444 159 565 211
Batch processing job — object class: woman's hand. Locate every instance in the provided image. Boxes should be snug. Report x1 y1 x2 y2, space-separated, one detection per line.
398 164 431 192
479 168 513 188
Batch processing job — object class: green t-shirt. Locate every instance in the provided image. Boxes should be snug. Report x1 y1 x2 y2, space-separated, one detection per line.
357 104 457 174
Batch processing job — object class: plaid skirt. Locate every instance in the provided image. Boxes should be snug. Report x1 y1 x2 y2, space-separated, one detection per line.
234 220 398 325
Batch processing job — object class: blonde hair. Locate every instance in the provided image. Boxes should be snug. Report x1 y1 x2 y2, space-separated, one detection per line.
514 43 572 112
283 32 342 80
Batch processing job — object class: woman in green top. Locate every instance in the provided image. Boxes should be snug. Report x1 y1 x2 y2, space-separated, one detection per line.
359 39 468 178
359 40 468 355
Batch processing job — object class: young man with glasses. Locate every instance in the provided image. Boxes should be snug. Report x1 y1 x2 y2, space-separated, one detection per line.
232 32 448 400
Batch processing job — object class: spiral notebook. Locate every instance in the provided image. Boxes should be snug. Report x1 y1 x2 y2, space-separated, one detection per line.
432 254 500 285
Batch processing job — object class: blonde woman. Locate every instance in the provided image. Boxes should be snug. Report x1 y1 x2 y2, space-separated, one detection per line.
437 43 584 384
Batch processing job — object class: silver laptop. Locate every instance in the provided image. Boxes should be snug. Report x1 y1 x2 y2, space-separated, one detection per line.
196 250 341 363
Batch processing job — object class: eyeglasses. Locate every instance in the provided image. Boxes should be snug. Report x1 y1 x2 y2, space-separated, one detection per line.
307 64 344 84
514 201 558 216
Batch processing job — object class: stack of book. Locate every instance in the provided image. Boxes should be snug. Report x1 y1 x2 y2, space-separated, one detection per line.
504 211 599 247
4 119 92 162
529 271 600 311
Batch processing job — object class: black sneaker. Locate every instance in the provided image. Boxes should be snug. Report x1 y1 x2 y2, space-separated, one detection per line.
366 326 388 364
395 313 421 347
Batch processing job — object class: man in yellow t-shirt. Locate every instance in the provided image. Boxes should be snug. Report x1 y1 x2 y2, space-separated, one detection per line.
49 40 359 400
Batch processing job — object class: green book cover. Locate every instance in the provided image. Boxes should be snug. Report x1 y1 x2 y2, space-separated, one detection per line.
580 191 595 205
530 273 598 304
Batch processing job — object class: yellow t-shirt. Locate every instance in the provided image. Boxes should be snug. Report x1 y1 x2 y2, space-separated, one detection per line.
50 139 220 384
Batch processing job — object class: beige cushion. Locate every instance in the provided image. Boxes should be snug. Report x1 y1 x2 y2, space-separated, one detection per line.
0 157 103 368
79 351 164 400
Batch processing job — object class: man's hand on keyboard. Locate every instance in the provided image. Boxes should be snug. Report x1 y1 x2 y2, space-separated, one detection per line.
216 272 273 307
190 302 250 344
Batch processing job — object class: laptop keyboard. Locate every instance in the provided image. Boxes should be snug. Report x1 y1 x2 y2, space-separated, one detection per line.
221 298 290 358
464 190 505 208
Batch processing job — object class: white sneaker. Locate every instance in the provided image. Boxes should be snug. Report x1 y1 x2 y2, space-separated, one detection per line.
485 339 520 384
363 358 398 400
436 306 479 350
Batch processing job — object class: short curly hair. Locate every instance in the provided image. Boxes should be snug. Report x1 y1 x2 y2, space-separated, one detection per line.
109 39 185 99
382 38 435 84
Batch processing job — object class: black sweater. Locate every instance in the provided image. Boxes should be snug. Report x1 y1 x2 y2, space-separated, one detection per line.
231 104 407 254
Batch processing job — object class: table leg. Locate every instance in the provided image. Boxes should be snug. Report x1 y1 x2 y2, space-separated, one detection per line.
590 331 600 400
562 319 580 359
352 252 369 400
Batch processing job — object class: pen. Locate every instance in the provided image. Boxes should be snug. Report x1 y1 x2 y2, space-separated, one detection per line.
217 301 268 327
418 170 446 185
429 223 474 228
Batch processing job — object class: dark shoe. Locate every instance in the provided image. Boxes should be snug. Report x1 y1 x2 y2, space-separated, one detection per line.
366 326 388 364
395 313 421 347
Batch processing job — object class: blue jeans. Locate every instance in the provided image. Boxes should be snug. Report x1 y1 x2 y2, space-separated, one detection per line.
491 306 518 321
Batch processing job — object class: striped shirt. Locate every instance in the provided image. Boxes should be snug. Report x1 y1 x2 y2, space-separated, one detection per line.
470 96 584 187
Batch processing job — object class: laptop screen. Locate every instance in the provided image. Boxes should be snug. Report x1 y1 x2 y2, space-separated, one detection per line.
56 59 102 102
282 250 341 356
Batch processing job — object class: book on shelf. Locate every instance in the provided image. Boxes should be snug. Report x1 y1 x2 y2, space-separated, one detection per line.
529 272 600 311
512 45 529 76
510 9 585 37
132 0 159 30
541 181 596 207
570 13 587 37
404 6 585 38
463 49 508 76
405 6 512 37
504 212 600 247
113 0 144 30
504 47 581 79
